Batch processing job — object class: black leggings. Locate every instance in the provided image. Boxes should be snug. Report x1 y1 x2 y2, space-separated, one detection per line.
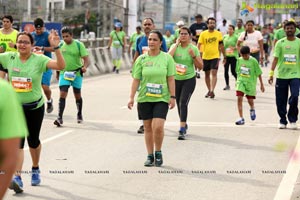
21 105 45 149
224 56 237 86
175 77 196 122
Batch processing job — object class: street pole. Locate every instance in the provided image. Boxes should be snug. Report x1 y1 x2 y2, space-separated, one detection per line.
188 0 191 26
28 0 31 20
213 0 217 19
124 0 129 34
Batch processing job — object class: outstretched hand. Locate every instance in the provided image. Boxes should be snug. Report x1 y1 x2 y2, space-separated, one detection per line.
49 29 60 47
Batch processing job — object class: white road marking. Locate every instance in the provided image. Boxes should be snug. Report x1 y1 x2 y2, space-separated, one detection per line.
273 135 300 200
24 130 73 151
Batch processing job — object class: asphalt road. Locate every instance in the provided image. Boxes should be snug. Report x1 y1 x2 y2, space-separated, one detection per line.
4 63 300 200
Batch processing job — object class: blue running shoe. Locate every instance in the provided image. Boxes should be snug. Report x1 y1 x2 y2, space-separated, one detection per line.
250 109 256 120
9 176 23 193
31 169 41 186
235 118 245 125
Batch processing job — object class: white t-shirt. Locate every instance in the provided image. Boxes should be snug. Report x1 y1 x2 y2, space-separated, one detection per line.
238 31 263 53
217 24 228 36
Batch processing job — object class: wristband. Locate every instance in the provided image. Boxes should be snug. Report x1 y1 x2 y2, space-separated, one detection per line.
170 96 176 99
269 70 274 76
53 46 60 50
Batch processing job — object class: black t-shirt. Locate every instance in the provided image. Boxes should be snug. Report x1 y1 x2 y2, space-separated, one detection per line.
189 22 208 42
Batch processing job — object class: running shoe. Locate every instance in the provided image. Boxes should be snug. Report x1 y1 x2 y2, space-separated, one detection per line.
54 117 63 127
9 176 23 193
210 91 215 99
278 123 287 129
31 169 41 186
144 154 154 167
178 131 186 140
112 66 116 72
77 114 83 123
223 85 230 90
235 118 245 125
46 99 54 113
196 72 201 79
250 109 256 120
137 125 144 134
116 69 119 74
290 123 297 130
155 151 163 167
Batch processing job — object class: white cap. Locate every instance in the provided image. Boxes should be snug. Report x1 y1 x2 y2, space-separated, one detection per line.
176 20 185 26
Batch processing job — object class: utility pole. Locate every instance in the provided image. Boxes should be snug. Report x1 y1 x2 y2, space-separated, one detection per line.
213 0 217 19
124 0 129 34
188 0 191 26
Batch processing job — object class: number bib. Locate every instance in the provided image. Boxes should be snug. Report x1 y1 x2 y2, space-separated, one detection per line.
283 54 296 65
240 66 250 78
146 83 163 97
176 63 187 75
12 76 32 92
225 48 234 56
64 71 76 81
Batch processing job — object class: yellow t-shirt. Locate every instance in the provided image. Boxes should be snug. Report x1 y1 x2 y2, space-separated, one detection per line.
0 29 18 52
198 30 223 60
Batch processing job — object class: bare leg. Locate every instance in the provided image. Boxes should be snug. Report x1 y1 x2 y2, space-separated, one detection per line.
237 96 243 118
143 119 153 154
205 70 211 91
152 118 165 151
211 69 218 92
29 144 41 168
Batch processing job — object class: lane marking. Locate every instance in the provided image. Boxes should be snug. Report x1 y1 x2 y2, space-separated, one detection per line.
273 135 300 200
24 130 73 151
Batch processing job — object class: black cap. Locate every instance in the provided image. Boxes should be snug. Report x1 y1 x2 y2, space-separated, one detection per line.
34 18 44 28
195 14 203 19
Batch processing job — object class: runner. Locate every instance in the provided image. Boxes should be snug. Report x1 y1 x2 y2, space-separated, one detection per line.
274 20 300 45
235 46 265 125
163 29 174 50
128 30 175 167
173 20 185 43
237 20 264 64
197 17 225 99
223 25 238 90
54 26 89 126
0 30 65 194
32 18 54 113
0 15 18 79
132 17 168 134
217 19 228 36
268 21 300 129
128 26 143 60
261 25 271 67
168 27 203 140
234 19 244 36
0 79 27 199
107 22 126 74
189 14 207 79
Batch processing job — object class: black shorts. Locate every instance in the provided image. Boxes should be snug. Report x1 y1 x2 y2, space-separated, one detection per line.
203 59 219 71
137 102 169 120
263 44 269 54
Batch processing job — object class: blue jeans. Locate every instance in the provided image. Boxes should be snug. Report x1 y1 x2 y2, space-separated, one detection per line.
275 78 300 125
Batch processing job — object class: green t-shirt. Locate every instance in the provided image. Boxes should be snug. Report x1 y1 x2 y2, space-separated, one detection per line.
274 28 300 40
223 34 239 58
60 40 89 75
130 32 143 51
273 37 300 79
163 35 174 49
236 56 262 96
0 29 18 52
133 51 175 103
234 27 244 36
171 43 200 80
174 29 180 41
0 79 27 139
110 30 126 48
0 52 50 105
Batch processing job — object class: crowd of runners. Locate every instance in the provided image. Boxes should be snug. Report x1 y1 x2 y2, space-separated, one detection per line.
1 12 300 199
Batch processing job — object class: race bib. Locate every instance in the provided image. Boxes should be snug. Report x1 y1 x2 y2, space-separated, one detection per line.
225 48 234 56
146 83 163 97
11 76 32 92
113 41 121 46
283 54 296 65
64 71 76 81
176 63 187 75
142 46 149 54
196 29 203 36
240 66 250 78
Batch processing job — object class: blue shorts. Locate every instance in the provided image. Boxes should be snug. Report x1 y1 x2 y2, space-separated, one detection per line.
41 69 53 86
59 74 83 89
